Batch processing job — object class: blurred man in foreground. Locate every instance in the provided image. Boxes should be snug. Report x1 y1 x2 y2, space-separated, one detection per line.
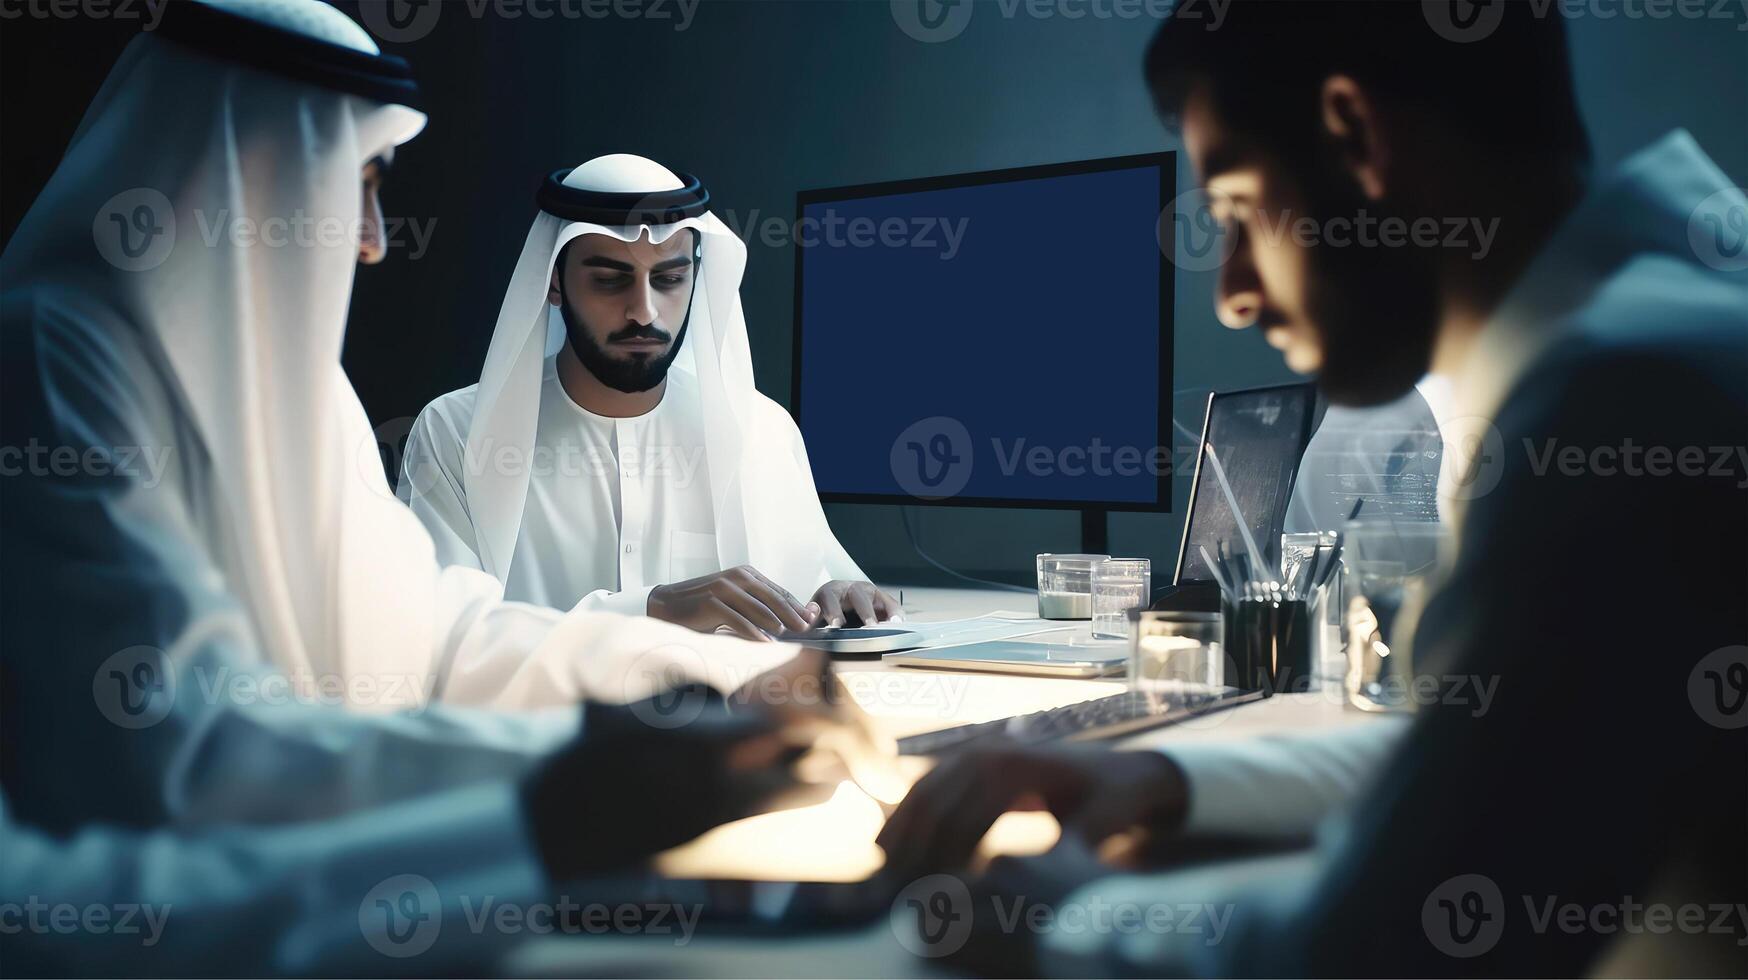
0 2 857 972
880 3 1746 974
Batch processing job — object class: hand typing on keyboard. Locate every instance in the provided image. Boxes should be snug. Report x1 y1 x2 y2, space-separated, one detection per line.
875 745 1190 881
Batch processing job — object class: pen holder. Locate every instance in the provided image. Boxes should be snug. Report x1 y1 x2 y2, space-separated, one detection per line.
1226 596 1315 695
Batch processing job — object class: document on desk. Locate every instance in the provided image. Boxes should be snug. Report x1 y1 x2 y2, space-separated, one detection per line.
904 614 1069 650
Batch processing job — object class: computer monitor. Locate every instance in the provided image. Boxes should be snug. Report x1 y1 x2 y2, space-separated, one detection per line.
791 154 1174 549
1173 383 1319 586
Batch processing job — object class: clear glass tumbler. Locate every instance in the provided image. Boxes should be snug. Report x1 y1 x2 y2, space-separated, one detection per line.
1342 517 1447 711
1091 558 1152 639
1035 553 1109 620
1130 610 1223 691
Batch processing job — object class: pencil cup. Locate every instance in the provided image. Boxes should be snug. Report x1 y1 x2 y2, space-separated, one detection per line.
1227 595 1316 696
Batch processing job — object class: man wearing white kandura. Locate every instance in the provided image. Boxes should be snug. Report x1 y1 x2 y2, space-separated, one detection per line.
0 0 831 842
399 155 900 639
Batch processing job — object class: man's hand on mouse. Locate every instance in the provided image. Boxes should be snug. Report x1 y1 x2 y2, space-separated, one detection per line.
648 565 816 641
810 580 902 627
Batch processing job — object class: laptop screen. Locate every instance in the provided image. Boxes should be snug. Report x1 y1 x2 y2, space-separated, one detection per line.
1174 384 1318 585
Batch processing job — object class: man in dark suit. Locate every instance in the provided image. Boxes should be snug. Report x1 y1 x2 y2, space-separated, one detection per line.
878 3 1747 974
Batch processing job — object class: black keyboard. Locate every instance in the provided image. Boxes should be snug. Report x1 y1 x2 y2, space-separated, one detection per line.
896 687 1262 756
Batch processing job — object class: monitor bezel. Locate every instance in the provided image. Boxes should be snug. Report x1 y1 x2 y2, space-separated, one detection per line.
790 152 1176 513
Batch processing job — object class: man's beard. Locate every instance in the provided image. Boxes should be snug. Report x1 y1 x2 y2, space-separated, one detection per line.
557 290 692 394
1298 172 1441 408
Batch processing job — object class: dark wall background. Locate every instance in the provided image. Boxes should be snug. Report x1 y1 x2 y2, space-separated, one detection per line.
4 0 1744 586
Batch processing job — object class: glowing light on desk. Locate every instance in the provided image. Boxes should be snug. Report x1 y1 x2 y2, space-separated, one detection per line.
654 779 1065 882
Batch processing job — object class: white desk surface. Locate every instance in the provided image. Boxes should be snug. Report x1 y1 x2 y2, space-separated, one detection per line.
507 585 1382 977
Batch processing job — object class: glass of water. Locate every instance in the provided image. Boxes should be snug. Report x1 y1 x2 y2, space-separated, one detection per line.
1342 517 1447 711
1091 558 1152 639
1130 610 1223 690
1036 553 1109 620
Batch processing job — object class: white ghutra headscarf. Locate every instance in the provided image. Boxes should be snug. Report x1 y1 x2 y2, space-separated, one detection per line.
0 0 447 690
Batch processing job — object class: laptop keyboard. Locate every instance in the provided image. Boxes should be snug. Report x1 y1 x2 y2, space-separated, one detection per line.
895 687 1255 756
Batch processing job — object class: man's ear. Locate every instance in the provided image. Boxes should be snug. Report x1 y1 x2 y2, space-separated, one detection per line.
547 262 563 307
1320 75 1390 201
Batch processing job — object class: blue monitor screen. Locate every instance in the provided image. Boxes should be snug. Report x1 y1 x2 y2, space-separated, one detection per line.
794 158 1170 508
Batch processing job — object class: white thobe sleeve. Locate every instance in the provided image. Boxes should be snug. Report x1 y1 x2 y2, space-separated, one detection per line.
1035 851 1325 977
2 300 791 834
572 584 656 617
0 784 544 976
1160 716 1410 841
1 433 578 829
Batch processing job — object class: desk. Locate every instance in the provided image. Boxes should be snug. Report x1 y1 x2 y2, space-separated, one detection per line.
506 586 1383 978
844 586 1366 747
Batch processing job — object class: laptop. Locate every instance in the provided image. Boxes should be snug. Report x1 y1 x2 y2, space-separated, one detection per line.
1160 382 1320 609
885 382 1320 676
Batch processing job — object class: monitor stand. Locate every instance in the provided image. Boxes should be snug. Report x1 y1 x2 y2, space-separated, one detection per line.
1080 508 1108 555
